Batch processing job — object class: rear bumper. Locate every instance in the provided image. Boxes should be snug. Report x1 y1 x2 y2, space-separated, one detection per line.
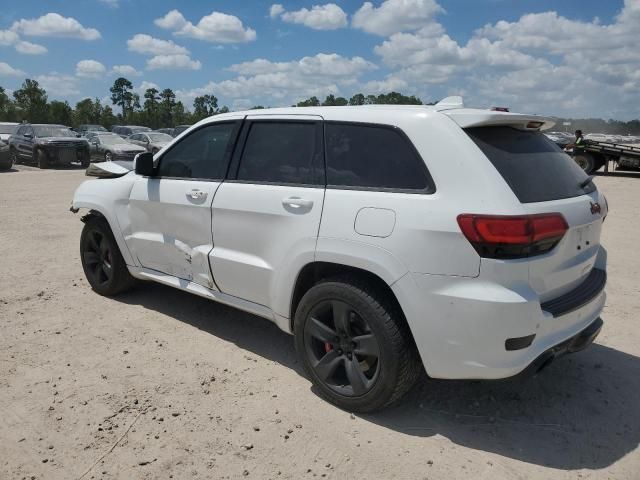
510 317 603 379
392 264 606 380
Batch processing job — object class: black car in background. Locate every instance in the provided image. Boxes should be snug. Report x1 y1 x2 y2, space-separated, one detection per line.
0 139 12 170
111 125 151 138
8 124 90 169
78 124 108 136
88 133 146 162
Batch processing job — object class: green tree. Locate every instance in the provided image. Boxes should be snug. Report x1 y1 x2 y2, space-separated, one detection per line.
13 79 48 122
49 100 73 125
251 105 265 110
143 88 160 128
349 93 366 106
100 105 117 129
373 92 422 105
159 88 176 126
296 96 320 107
74 98 103 125
110 77 133 117
193 94 219 120
322 94 348 106
172 101 190 125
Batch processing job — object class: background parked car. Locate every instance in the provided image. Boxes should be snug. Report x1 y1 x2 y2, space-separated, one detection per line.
172 125 191 137
111 125 151 138
127 132 173 154
88 132 146 162
155 128 174 136
8 123 90 169
78 124 108 136
0 122 19 142
0 139 12 170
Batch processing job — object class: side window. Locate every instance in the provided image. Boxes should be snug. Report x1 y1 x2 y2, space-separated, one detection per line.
157 122 237 179
237 121 320 185
129 133 138 141
325 122 432 191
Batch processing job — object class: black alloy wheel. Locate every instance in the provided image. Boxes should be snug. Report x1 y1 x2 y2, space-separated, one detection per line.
303 299 381 397
82 228 114 288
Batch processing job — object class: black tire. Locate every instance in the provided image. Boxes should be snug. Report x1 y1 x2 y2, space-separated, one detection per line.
574 152 595 174
36 149 48 169
9 148 19 166
104 151 113 162
80 216 135 296
81 156 90 168
294 276 421 412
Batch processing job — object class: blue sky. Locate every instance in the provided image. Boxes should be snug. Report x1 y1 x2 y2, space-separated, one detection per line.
1 0 637 119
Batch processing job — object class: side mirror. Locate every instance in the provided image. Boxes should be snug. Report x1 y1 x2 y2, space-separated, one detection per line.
134 152 155 176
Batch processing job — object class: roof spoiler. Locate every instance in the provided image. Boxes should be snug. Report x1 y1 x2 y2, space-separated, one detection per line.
435 96 464 110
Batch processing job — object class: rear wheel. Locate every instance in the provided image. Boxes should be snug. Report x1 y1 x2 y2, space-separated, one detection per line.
294 277 420 412
10 148 19 165
80 216 135 296
574 152 595 174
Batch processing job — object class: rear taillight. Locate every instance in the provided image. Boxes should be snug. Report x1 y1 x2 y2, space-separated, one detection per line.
457 213 568 259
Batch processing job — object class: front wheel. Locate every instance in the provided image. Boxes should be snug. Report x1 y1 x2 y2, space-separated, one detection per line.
80 216 135 296
36 149 48 169
294 277 421 412
104 151 113 162
10 148 19 166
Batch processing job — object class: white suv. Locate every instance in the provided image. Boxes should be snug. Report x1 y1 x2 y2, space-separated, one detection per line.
72 98 607 412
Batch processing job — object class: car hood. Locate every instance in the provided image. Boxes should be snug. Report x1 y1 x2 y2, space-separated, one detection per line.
37 136 88 144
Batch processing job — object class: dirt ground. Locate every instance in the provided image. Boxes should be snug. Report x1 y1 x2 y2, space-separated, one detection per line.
1 164 639 480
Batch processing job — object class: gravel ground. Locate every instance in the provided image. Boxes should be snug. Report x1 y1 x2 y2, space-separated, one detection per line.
1 165 639 480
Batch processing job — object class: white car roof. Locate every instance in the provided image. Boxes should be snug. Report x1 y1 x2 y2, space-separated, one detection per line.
209 96 555 131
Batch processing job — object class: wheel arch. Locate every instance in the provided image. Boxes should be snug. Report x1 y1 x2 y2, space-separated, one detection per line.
289 261 408 334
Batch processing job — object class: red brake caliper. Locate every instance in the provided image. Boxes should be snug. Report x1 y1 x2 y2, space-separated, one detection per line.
324 342 333 353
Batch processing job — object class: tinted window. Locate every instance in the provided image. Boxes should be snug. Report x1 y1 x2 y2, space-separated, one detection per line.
15 126 25 135
157 122 236 179
466 126 596 203
325 123 430 191
237 122 320 185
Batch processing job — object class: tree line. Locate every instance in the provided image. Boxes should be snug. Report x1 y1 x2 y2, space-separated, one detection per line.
1 77 639 134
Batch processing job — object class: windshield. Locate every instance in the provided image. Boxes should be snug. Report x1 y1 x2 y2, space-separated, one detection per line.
466 126 596 203
130 126 151 133
34 126 76 138
147 133 172 142
98 135 126 145
174 125 189 135
0 124 17 134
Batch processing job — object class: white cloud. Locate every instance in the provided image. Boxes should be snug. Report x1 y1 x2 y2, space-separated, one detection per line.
15 40 47 55
146 54 202 71
111 65 141 76
11 13 101 40
0 62 25 77
76 59 107 78
0 30 20 45
155 9 256 43
352 0 444 36
277 4 348 30
178 52 375 105
136 81 160 93
269 4 285 19
35 73 80 96
127 34 189 56
361 75 408 93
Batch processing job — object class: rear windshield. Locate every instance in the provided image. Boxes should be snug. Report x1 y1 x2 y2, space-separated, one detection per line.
466 126 596 203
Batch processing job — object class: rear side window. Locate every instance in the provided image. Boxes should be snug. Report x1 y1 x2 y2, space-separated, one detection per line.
237 122 321 185
466 126 595 203
325 122 432 191
157 122 236 179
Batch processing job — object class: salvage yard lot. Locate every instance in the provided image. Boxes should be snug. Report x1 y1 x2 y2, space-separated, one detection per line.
1 166 639 479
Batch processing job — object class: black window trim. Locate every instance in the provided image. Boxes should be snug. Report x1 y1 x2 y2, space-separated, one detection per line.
323 120 436 195
150 119 243 182
226 118 325 189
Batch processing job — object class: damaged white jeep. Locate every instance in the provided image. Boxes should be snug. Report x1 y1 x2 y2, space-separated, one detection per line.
72 99 607 412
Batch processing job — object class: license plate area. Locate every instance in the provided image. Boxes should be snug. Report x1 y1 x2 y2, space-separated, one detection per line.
60 148 76 163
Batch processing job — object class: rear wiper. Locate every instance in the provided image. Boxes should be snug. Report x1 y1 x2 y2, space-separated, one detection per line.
579 176 594 189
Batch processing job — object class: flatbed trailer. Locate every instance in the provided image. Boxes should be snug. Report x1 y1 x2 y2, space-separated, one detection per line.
571 140 640 174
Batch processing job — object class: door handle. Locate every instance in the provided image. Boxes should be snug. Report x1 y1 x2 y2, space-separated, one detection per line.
187 189 207 200
282 197 313 209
